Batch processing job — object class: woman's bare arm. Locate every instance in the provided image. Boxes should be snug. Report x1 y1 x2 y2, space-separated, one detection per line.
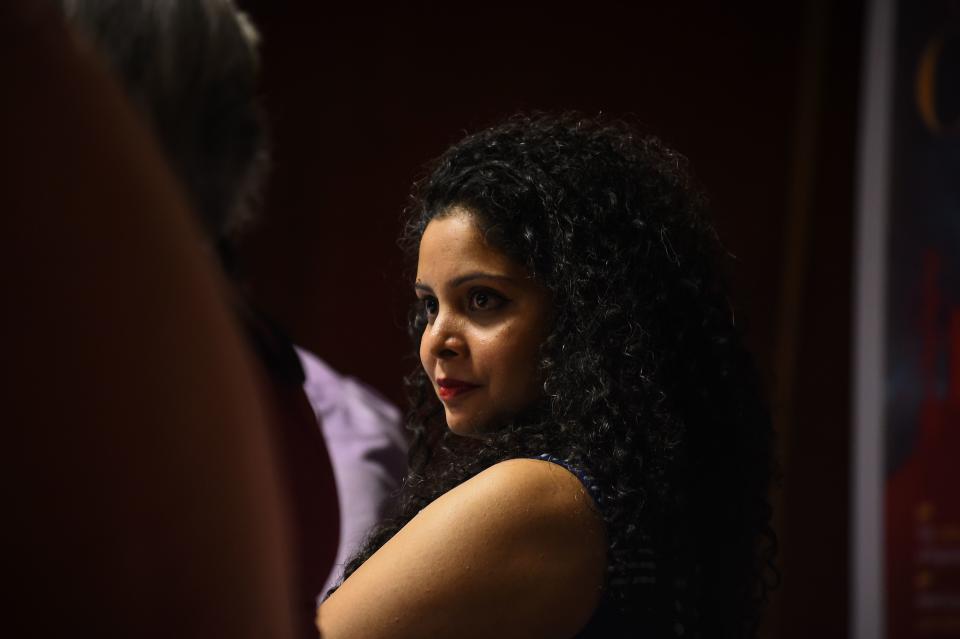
318 459 606 639
1 2 295 636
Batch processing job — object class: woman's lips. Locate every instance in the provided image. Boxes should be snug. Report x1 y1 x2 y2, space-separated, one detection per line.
436 377 480 400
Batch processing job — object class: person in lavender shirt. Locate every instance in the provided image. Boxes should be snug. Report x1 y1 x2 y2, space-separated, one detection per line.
297 348 406 597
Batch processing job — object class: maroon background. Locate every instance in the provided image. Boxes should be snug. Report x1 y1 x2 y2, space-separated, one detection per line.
236 2 864 637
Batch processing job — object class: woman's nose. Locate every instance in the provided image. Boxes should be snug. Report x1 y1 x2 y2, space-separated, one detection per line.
426 314 467 360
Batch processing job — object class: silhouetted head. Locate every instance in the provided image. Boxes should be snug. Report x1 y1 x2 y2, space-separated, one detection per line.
59 0 268 244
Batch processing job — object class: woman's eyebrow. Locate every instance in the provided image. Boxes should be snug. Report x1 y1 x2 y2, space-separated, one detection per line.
449 272 515 287
415 272 515 294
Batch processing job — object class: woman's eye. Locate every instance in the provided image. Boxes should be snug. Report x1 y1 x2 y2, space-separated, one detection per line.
422 297 439 317
469 289 506 311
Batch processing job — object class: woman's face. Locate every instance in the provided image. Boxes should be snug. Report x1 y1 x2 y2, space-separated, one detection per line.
415 207 551 436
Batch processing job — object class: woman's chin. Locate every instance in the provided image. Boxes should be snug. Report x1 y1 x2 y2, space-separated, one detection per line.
443 407 498 438
444 415 485 438
442 397 542 438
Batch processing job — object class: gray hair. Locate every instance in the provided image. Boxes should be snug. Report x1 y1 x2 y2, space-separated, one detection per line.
59 0 269 241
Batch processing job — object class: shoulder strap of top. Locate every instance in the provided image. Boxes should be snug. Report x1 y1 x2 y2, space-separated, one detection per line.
535 454 604 507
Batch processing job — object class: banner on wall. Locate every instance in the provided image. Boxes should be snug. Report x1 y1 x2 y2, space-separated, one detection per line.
854 1 960 638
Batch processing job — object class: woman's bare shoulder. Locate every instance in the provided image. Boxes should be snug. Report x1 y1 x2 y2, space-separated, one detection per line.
463 457 602 525
318 458 606 639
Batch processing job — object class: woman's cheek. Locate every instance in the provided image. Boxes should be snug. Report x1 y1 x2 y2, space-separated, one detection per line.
419 339 433 376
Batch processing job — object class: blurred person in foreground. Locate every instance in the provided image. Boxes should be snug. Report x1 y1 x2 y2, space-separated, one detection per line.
57 0 406 618
2 0 296 636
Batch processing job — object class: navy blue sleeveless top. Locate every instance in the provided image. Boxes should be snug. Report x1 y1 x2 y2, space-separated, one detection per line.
533 454 641 638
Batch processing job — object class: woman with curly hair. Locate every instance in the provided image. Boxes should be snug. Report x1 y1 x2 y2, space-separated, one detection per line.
318 113 777 638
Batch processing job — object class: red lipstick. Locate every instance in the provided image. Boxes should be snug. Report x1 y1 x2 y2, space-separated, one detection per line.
436 377 480 400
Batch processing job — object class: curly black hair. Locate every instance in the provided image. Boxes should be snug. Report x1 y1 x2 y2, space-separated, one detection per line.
340 112 778 638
